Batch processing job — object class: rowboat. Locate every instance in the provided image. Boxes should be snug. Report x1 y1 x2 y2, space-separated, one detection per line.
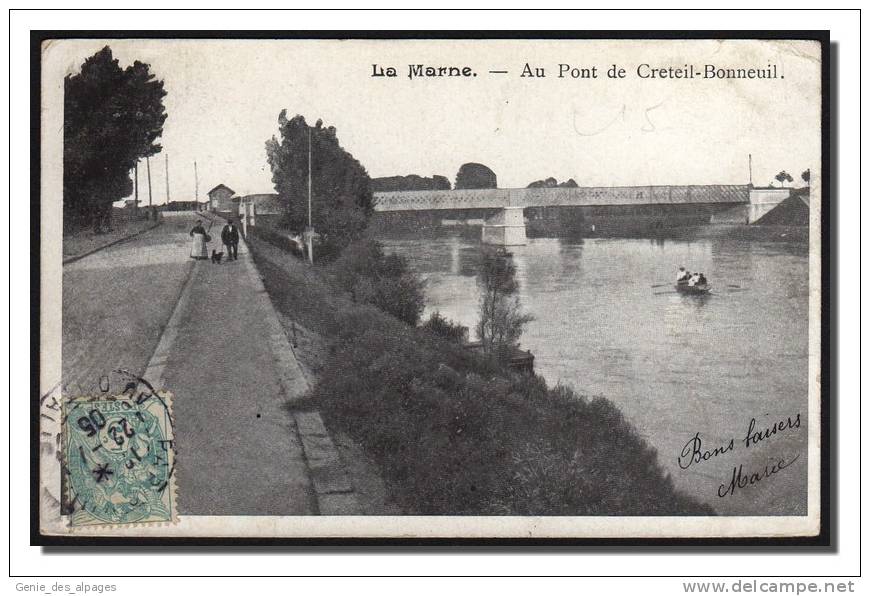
675 281 711 295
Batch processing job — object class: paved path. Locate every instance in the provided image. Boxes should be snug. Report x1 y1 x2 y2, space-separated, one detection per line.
163 237 315 515
62 211 195 395
62 211 315 515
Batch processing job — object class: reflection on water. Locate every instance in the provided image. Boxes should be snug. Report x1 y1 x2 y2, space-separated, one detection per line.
380 230 809 515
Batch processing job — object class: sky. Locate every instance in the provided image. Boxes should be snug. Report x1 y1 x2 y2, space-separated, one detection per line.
43 38 822 204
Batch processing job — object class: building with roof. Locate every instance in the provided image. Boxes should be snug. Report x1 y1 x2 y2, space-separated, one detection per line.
207 184 237 215
238 193 284 231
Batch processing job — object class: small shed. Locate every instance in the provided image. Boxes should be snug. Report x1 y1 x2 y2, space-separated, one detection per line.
207 184 237 213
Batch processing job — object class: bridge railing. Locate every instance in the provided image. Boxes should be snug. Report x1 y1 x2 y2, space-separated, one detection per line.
372 185 752 212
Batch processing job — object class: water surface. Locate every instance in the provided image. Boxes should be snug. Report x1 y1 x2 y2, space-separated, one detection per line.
380 230 809 515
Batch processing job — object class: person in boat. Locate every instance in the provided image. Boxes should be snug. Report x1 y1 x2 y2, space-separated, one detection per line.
697 273 708 286
688 272 701 287
676 266 692 283
189 219 209 260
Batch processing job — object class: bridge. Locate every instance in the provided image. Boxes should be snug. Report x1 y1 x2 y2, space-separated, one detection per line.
372 185 790 245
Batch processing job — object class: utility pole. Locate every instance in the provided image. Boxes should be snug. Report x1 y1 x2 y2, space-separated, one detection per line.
308 128 313 229
194 160 199 211
306 127 314 264
146 156 153 207
133 162 139 214
165 153 171 204
748 153 753 187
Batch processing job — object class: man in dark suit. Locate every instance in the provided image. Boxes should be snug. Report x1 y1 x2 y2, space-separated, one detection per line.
221 220 240 261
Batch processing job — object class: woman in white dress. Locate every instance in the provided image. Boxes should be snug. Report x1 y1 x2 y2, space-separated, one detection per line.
189 220 209 259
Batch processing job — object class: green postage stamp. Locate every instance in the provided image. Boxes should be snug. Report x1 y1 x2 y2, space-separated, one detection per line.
61 391 176 527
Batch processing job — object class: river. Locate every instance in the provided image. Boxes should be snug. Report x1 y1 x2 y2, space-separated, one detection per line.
379 228 809 515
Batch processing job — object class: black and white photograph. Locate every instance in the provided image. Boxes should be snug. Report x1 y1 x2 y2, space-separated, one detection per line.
35 32 826 540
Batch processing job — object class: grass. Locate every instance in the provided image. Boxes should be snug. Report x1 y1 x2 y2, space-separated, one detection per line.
249 234 714 516
62 208 158 259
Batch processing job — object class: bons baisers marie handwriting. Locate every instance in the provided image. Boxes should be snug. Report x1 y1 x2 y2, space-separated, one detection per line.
677 413 802 498
371 63 784 80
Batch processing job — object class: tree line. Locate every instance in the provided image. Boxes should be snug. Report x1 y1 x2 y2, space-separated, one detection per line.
772 168 811 188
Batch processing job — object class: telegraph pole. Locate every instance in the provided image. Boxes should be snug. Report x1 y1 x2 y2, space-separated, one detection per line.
165 153 171 204
306 127 314 264
748 154 753 187
146 156 153 207
133 162 139 214
194 160 199 211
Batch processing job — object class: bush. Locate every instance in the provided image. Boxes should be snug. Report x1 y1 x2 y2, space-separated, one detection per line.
330 239 425 326
313 303 714 516
248 225 305 257
249 234 713 516
421 312 468 343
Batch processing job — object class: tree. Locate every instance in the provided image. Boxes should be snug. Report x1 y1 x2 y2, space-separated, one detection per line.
527 177 559 188
476 250 534 358
432 175 452 190
64 46 167 232
527 177 578 188
266 112 372 259
455 163 497 189
371 174 451 192
774 170 794 188
802 169 811 186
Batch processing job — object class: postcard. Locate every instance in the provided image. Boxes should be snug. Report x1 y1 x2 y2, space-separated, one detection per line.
36 33 827 540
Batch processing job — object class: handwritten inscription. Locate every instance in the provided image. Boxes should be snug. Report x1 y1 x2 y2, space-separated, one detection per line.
676 413 802 497
718 455 801 498
744 414 801 448
678 433 735 470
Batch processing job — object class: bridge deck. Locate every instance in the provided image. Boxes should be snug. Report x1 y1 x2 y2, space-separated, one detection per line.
372 185 751 212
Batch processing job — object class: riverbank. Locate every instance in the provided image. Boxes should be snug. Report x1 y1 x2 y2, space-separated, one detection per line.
659 224 809 243
376 217 809 243
378 230 809 515
249 234 713 516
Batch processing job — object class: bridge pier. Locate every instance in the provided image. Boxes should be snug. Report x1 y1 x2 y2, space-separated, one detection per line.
481 206 527 246
746 188 791 223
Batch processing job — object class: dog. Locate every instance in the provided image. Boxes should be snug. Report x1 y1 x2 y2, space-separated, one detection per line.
211 249 224 264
